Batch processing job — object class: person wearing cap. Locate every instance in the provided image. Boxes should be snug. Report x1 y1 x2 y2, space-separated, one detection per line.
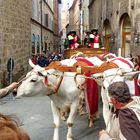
68 31 80 49
89 30 95 48
89 29 102 48
84 31 90 46
99 81 140 140
0 82 19 98
64 33 69 50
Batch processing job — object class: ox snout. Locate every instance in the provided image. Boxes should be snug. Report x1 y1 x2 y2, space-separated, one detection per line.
16 86 28 99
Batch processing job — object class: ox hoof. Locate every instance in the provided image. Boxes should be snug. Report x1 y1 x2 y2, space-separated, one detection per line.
88 119 94 128
79 111 87 116
67 137 73 140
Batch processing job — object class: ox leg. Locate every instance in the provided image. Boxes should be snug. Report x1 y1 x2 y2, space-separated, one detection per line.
51 101 60 140
101 88 110 127
66 99 78 140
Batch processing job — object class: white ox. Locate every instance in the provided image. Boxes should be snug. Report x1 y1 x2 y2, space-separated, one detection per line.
16 57 103 140
92 56 140 131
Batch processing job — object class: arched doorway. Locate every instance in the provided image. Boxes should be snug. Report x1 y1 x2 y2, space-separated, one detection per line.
120 13 131 57
103 19 111 51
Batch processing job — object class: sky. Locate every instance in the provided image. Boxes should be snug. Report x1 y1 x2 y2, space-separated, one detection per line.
61 0 74 10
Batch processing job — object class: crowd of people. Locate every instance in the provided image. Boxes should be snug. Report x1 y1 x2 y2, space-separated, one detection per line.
84 29 102 48
31 51 62 67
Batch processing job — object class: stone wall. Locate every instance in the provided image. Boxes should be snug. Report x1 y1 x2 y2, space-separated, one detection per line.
0 0 31 86
89 0 102 31
89 0 140 56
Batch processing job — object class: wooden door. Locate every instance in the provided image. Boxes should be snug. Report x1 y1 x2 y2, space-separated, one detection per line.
122 32 131 57
105 35 111 51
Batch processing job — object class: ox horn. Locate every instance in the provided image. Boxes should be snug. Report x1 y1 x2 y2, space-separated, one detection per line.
120 68 134 75
29 59 35 68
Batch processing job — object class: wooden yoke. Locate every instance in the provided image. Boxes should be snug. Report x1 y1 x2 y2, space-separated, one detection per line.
45 61 76 72
97 61 119 73
45 61 119 74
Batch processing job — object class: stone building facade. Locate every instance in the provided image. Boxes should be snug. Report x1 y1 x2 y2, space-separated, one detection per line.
68 0 89 42
31 0 54 54
0 0 31 86
89 0 140 57
69 0 80 36
53 0 62 52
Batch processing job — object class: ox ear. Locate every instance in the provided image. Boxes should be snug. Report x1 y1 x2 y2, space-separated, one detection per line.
29 59 35 68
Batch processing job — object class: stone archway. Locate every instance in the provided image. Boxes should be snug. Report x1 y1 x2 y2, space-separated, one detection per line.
103 19 111 51
120 13 131 57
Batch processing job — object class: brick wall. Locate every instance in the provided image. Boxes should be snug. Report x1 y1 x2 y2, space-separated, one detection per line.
0 0 31 86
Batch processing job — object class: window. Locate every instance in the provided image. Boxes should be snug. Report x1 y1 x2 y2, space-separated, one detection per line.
37 35 40 53
32 34 35 54
44 14 48 27
45 42 47 53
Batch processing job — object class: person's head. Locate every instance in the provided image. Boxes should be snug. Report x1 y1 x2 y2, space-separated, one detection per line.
108 81 132 108
135 55 140 61
85 31 90 35
91 29 98 35
70 31 76 36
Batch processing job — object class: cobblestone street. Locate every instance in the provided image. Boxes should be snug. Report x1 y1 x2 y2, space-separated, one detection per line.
0 96 105 140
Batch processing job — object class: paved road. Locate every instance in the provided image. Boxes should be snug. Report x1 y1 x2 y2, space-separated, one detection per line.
0 96 105 140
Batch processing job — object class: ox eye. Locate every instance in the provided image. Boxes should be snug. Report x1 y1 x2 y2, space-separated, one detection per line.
30 79 36 82
38 72 44 77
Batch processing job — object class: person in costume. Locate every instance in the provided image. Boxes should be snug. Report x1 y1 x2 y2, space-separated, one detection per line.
68 31 80 49
99 81 140 140
64 33 69 50
84 31 90 46
89 29 102 48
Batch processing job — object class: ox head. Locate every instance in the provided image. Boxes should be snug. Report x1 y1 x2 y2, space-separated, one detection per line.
16 60 54 98
92 68 140 102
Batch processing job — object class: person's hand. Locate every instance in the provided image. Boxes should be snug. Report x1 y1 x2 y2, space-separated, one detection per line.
9 82 19 89
99 129 108 137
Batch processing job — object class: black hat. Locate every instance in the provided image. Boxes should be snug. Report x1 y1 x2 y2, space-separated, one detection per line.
70 31 76 35
85 30 91 34
91 29 98 33
67 32 70 37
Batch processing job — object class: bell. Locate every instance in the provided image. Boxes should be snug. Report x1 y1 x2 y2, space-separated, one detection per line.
76 66 82 74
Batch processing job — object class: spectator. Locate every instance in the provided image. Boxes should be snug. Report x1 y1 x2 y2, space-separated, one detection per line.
0 82 19 98
51 52 60 61
31 54 37 65
134 55 140 71
127 53 134 62
99 81 140 140
37 52 48 67
64 33 69 50
84 31 90 46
